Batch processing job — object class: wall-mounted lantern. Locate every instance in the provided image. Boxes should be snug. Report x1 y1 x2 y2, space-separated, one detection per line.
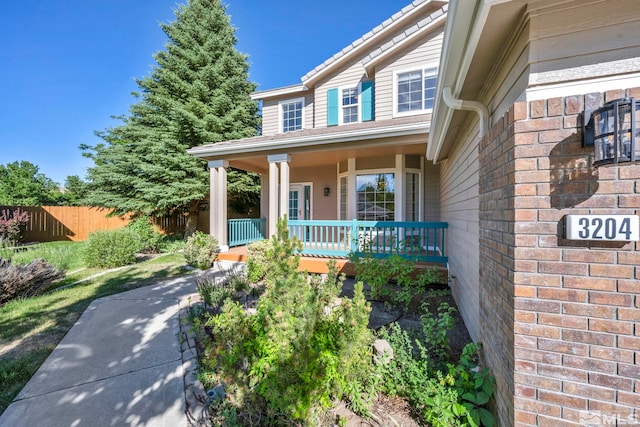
324 187 330 197
584 97 639 166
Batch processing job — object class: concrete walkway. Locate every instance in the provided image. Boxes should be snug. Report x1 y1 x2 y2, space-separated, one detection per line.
0 274 209 427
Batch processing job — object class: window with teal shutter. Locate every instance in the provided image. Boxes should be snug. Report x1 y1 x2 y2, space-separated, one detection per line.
361 81 374 121
327 88 339 126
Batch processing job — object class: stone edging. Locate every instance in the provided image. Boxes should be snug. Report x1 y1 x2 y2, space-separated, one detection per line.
177 292 211 427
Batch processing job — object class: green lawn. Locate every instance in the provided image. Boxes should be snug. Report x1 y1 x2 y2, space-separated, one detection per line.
0 248 192 414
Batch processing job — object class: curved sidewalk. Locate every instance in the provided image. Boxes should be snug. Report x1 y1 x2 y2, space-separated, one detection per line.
0 275 208 427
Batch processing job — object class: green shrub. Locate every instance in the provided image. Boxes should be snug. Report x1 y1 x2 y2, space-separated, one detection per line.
126 216 163 253
245 239 270 283
184 231 218 269
377 306 496 427
202 219 375 424
196 272 235 307
158 234 185 254
11 244 76 271
83 228 143 268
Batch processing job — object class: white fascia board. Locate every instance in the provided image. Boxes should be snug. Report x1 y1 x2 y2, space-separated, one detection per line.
302 0 445 88
427 0 512 162
250 84 307 100
188 122 430 159
363 12 448 75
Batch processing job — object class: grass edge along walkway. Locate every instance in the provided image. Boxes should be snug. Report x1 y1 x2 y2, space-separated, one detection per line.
0 253 192 415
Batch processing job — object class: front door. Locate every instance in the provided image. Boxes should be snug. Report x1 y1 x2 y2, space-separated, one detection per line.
289 184 312 239
289 184 311 220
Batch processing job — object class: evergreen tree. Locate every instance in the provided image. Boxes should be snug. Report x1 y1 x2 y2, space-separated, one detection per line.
0 161 64 206
60 175 90 206
83 0 260 237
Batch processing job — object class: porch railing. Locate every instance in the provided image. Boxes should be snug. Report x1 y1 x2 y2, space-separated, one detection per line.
227 218 267 247
287 219 448 263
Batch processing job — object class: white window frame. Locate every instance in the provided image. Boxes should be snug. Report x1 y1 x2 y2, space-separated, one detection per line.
278 97 305 133
393 65 438 118
339 84 361 125
337 160 423 221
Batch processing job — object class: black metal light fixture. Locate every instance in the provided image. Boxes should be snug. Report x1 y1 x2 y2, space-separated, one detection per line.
324 187 330 197
584 97 639 166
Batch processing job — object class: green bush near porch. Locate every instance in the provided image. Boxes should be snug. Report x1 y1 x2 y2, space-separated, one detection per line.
194 218 496 426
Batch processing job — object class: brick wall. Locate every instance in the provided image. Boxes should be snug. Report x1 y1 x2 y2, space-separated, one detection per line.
479 87 640 426
479 102 516 426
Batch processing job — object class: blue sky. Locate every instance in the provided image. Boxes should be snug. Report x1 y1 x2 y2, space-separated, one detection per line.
0 1 408 185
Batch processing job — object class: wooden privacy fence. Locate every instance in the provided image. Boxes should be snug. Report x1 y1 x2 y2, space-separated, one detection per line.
2 206 131 242
2 205 231 242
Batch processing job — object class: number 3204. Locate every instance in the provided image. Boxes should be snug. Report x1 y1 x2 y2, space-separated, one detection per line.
577 217 633 240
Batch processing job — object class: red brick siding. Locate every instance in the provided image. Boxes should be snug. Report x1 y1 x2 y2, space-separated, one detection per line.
479 99 516 426
479 88 640 426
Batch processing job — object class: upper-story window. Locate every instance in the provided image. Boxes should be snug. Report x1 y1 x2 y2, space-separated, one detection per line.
395 67 438 115
327 81 374 126
342 87 359 124
279 98 304 133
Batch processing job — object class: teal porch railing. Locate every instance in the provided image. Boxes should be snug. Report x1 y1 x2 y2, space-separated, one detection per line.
227 218 267 247
287 219 448 263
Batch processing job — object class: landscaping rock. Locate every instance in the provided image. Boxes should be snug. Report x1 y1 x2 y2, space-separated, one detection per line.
373 338 394 365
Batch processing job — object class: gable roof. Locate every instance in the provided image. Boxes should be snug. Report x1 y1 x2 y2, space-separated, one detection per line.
254 0 448 100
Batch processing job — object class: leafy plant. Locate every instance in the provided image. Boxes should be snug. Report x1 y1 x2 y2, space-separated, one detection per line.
158 234 185 254
0 208 29 246
83 228 143 268
421 297 457 363
351 250 434 308
451 343 496 427
126 215 163 253
377 305 495 426
196 272 236 308
184 231 218 269
11 244 77 271
245 239 270 283
416 266 446 286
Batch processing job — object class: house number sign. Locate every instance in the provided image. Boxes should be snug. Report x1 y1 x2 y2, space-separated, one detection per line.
565 215 639 241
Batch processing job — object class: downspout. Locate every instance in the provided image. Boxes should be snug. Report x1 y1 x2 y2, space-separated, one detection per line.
442 87 489 138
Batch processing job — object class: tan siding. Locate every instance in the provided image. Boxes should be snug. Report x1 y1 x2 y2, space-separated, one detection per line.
482 20 531 123
260 92 314 136
376 30 444 120
313 25 444 127
423 161 440 222
315 58 370 128
527 0 640 90
439 127 480 342
290 165 337 220
261 99 279 136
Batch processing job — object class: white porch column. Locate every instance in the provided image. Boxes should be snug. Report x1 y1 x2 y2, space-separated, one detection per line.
268 159 279 237
395 154 405 221
260 174 268 226
279 158 290 221
208 160 229 252
267 154 291 237
347 157 357 219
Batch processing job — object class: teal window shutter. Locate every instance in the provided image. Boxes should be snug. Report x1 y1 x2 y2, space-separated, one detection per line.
327 88 339 126
361 81 374 122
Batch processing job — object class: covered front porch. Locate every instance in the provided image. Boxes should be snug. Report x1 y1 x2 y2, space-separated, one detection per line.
188 116 447 269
